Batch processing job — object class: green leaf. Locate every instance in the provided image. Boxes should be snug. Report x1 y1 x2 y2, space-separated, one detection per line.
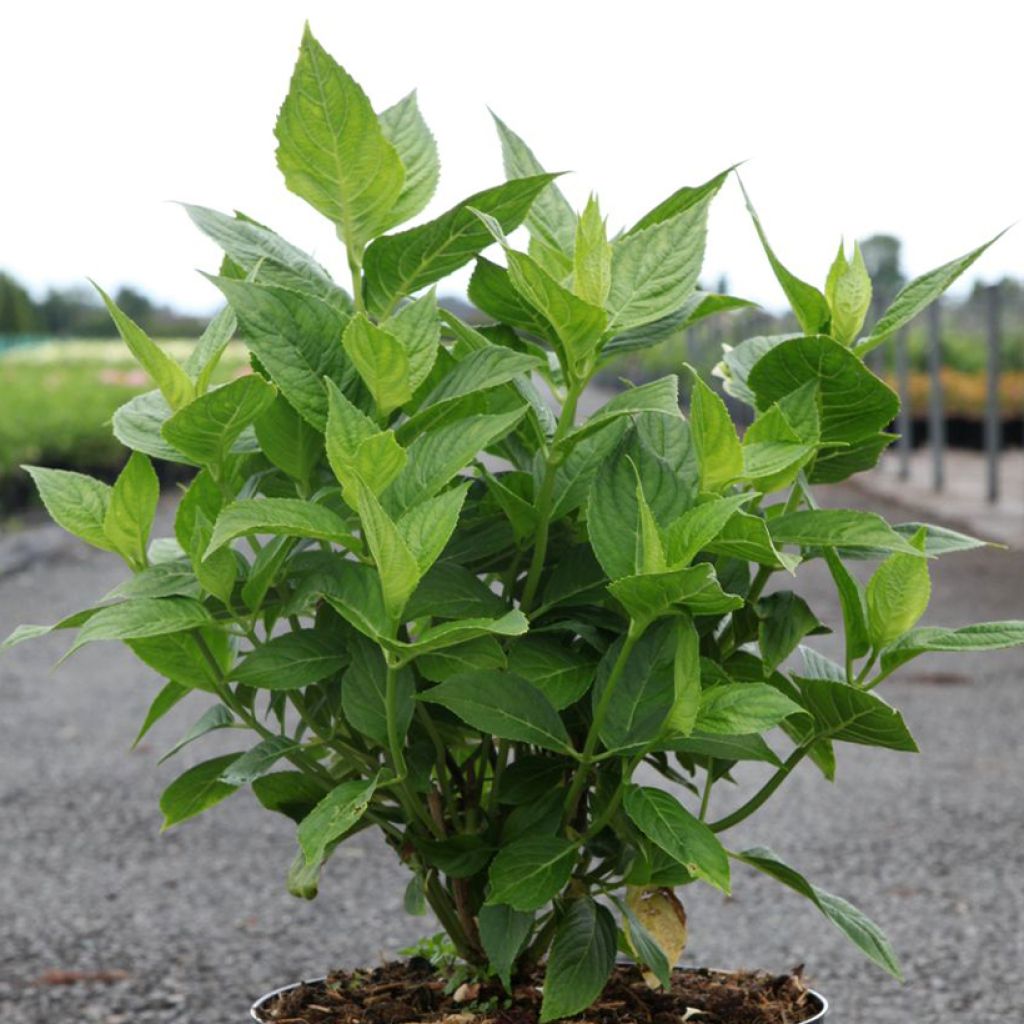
665 614 701 736
113 389 195 465
487 835 577 911
824 548 870 661
102 453 160 569
825 241 872 346
747 336 898 476
275 26 404 250
769 509 926 556
418 346 541 415
880 621 1024 673
23 466 114 552
182 204 347 305
608 563 743 626
508 637 595 710
867 532 931 649
160 753 241 829
757 591 827 673
607 193 714 332
162 376 276 465
406 562 508 621
696 683 805 735
93 283 194 409
859 230 1006 356
663 494 753 567
342 637 414 747
298 775 378 867
206 499 358 555
468 256 557 336
661 732 781 766
626 166 732 235
798 678 918 751
255 395 323 486
574 195 612 306
540 898 617 1023
65 597 213 658
389 610 528 658
132 680 190 749
230 630 347 690
341 314 412 417
127 627 229 693
158 704 235 764
478 904 534 991
624 785 730 893
212 276 351 431
378 91 440 230
894 522 991 556
739 182 830 335
704 508 798 571
561 377 681 453
313 560 392 641
385 289 440 391
735 846 902 979
220 736 301 786
387 408 525 512
491 113 575 254
398 484 470 574
419 671 572 752
687 371 743 492
252 772 329 823
363 174 559 316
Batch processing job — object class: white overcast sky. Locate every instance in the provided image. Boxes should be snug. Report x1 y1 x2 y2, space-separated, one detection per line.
1 0 1021 315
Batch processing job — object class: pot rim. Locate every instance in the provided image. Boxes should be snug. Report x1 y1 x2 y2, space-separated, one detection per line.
250 970 828 1023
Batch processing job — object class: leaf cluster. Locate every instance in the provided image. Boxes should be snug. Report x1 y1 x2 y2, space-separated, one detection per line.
6 24 1022 1019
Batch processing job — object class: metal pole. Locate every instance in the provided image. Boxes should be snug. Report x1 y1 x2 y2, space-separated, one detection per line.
927 301 945 492
896 327 912 481
984 283 1002 503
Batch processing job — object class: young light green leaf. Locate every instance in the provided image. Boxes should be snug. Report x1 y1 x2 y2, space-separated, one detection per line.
486 835 577 911
397 484 469 574
769 509 926 555
93 283 195 409
103 452 160 569
341 314 412 418
574 195 612 306
735 846 902 979
378 90 440 230
866 531 931 649
384 288 440 391
739 181 830 335
362 174 560 316
65 597 213 658
540 898 617 1023
132 680 190 749
206 499 358 555
230 630 347 690
275 25 404 251
859 230 1006 356
162 376 276 466
663 494 753 567
419 671 572 753
696 683 805 735
623 785 731 893
687 370 743 492
298 775 379 867
24 466 114 552
607 197 713 331
665 614 701 737
825 241 872 346
160 753 242 829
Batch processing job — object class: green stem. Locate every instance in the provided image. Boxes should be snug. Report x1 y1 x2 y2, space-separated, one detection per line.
519 384 582 614
384 659 408 781
855 649 879 687
563 624 643 828
709 746 808 833
698 765 715 821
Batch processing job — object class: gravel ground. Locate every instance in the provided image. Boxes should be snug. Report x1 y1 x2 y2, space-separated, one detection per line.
2 486 1023 1023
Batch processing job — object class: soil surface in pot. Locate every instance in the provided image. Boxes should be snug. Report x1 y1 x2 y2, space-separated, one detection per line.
257 959 820 1024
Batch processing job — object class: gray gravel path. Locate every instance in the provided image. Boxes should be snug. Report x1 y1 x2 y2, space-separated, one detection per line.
2 486 1023 1023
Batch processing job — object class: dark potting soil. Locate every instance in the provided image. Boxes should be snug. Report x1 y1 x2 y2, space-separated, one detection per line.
257 960 821 1024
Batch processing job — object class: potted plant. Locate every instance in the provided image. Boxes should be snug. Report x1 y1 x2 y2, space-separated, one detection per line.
6 24 1023 1024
